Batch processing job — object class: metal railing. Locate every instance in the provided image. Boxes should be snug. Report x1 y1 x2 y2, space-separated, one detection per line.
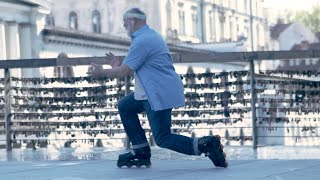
0 50 320 151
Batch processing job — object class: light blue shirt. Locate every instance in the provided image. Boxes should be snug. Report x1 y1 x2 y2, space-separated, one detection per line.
123 25 185 111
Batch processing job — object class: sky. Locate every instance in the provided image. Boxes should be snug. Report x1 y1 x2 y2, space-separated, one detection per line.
263 0 320 11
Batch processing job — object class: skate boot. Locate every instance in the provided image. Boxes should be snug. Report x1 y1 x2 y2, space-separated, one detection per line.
117 146 151 168
198 135 228 168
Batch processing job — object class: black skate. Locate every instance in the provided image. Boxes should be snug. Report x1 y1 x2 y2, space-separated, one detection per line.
198 135 228 168
117 146 151 168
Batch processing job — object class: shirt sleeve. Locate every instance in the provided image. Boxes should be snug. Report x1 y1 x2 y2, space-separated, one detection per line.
123 40 150 71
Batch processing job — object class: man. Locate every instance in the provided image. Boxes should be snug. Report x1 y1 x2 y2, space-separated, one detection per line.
87 8 228 168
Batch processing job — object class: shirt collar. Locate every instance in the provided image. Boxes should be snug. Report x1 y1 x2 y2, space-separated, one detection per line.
131 25 149 39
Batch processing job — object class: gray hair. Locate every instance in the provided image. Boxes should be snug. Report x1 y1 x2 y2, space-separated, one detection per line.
123 8 147 20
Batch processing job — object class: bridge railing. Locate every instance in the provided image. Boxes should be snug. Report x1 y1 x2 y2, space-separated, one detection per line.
0 50 319 151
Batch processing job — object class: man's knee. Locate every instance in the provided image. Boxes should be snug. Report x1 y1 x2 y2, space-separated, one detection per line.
118 94 135 112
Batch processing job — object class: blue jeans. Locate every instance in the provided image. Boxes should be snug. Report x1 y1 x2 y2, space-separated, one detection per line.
118 93 198 155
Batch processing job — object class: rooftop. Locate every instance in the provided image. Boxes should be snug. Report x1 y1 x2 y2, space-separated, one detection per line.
270 23 291 39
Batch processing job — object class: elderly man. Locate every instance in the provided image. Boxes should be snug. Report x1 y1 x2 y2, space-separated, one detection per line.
88 7 228 168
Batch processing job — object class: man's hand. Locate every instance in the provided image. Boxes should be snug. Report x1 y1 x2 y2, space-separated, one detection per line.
106 52 121 68
87 63 105 78
87 52 133 78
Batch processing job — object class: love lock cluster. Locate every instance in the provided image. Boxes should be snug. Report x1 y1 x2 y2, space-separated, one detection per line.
0 69 318 146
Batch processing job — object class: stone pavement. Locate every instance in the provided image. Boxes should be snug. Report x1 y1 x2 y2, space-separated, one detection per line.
0 146 320 180
0 159 320 180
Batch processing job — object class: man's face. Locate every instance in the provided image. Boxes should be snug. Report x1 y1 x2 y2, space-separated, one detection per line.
123 18 134 37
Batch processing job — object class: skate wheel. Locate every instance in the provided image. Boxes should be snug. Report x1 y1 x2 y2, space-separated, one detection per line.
145 163 152 168
223 161 229 168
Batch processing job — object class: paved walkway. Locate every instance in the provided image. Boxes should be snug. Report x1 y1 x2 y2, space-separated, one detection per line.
1 159 319 180
0 146 320 179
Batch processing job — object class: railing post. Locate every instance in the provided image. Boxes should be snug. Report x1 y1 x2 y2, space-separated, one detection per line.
124 76 131 149
249 59 258 149
4 68 12 151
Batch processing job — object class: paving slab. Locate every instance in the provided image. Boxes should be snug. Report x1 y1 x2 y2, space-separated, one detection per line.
1 146 320 180
0 159 320 180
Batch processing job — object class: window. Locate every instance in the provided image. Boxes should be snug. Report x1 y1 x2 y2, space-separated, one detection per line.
219 13 225 41
256 1 259 16
306 59 310 65
244 0 248 13
209 11 215 40
288 60 294 66
244 19 249 38
220 21 225 41
192 14 198 36
69 11 78 30
236 17 239 34
178 11 185 34
92 10 101 33
229 16 233 40
166 0 172 29
256 24 260 47
46 14 55 26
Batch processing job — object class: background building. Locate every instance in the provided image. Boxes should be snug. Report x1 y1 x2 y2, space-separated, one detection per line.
41 0 261 77
46 0 266 50
269 22 318 51
0 0 52 78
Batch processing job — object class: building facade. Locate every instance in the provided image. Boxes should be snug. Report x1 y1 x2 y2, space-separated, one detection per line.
1 0 265 77
162 0 267 51
47 0 267 51
0 0 52 78
40 0 255 77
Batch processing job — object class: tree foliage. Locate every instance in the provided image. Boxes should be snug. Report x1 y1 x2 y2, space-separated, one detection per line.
285 6 320 32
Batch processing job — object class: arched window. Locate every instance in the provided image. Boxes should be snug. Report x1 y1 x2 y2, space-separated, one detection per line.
209 11 216 40
92 10 101 33
219 13 226 41
46 14 55 26
69 11 78 30
178 10 185 34
229 16 233 41
243 0 248 13
192 14 198 36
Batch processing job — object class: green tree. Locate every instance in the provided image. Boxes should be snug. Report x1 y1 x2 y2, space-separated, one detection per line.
286 6 320 32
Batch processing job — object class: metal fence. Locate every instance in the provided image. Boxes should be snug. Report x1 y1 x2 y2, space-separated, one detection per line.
0 50 319 151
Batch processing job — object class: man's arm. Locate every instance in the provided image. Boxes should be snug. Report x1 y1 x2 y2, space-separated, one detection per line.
88 63 134 78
